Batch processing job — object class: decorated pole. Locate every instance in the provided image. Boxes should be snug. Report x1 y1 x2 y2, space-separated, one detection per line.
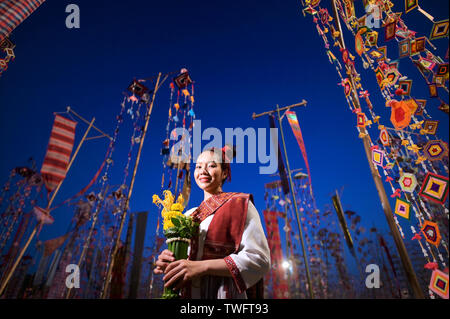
330 0 424 299
253 101 315 299
101 72 165 299
0 117 95 296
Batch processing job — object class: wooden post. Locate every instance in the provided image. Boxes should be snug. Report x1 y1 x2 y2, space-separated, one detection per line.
275 104 315 299
101 73 164 298
0 118 95 296
330 0 424 298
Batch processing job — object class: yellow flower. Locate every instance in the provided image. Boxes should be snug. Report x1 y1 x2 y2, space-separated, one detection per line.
163 210 184 230
153 189 186 230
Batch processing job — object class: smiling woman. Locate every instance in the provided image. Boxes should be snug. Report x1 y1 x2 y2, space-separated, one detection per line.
154 145 271 299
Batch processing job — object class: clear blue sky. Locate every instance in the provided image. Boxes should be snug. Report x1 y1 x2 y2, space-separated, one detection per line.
0 0 448 259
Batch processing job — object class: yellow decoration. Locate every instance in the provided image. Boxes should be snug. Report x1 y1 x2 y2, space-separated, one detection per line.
153 190 185 230
401 140 410 146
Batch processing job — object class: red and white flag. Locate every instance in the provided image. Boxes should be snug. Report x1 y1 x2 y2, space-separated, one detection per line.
41 115 77 193
0 0 46 42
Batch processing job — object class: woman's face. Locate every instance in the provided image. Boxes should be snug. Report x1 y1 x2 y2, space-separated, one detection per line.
194 151 226 193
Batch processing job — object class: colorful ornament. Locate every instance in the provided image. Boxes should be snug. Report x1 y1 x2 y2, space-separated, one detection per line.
398 173 417 193
419 172 449 205
423 120 439 134
421 220 442 247
430 20 449 41
372 149 384 166
404 0 418 13
399 39 411 58
423 140 448 161
379 127 390 146
429 269 449 299
394 198 411 219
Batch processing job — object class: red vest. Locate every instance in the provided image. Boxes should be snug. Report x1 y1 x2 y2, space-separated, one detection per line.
184 192 263 298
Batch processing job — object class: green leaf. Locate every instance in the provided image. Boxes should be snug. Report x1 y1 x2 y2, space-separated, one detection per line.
171 217 181 227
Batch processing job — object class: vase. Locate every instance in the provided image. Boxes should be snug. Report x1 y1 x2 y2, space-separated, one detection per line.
162 237 190 299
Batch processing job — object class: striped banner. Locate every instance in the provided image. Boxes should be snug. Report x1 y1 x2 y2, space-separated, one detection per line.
41 115 77 193
0 0 46 42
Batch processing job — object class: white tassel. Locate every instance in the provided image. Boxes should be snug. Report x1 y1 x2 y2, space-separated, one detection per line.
417 6 435 22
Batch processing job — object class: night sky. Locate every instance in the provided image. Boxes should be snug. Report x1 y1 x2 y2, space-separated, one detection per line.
0 0 448 263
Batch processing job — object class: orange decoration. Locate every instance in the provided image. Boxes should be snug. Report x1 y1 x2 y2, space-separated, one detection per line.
388 99 417 129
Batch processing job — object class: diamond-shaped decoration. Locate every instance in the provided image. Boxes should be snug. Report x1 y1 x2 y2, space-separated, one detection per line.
419 172 449 204
429 269 449 299
394 198 411 219
430 19 449 41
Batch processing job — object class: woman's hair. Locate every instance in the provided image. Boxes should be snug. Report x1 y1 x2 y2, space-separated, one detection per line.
202 144 236 186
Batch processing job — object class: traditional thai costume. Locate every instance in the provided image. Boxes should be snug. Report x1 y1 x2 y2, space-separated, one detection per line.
182 191 270 299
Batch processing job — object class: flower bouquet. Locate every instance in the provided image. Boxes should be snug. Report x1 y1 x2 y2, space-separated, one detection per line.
152 190 198 299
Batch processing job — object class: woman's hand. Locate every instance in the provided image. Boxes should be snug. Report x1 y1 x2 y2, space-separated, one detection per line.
154 249 175 275
163 259 206 290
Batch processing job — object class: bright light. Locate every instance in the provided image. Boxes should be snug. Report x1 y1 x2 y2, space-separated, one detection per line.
282 260 291 269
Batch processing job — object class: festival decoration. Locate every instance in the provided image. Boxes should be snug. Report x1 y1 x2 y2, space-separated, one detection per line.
419 172 449 205
429 20 449 41
40 115 77 193
398 173 417 193
423 140 448 161
300 0 449 298
394 198 411 219
0 0 46 42
429 269 449 299
421 220 442 247
152 190 198 299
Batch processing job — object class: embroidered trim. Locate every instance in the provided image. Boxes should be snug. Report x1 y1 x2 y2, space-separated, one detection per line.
224 256 247 294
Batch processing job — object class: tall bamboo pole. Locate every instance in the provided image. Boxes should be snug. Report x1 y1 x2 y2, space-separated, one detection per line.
0 118 95 296
275 104 315 299
330 0 424 298
101 73 163 299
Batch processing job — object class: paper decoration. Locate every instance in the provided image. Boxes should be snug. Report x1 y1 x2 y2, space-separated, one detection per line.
405 0 418 13
429 269 449 299
399 39 411 58
430 20 449 40
394 198 411 219
389 99 415 129
423 120 439 134
436 63 449 77
385 66 401 85
357 113 366 127
127 80 148 97
398 79 412 95
423 140 448 161
421 220 442 247
375 67 386 88
398 173 417 193
414 37 426 53
372 149 384 166
419 172 449 205
379 127 390 146
355 30 365 56
365 31 378 47
428 83 438 97
384 21 397 41
414 99 427 116
173 71 193 89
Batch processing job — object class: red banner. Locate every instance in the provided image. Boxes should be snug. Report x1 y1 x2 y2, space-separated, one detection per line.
262 210 289 298
40 115 77 192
